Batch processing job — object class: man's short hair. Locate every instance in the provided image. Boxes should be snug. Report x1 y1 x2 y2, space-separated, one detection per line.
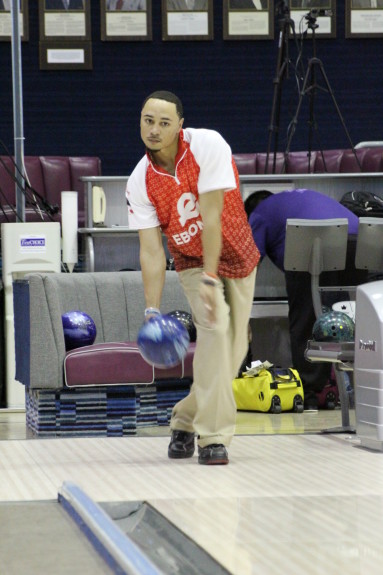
244 190 273 218
142 91 184 119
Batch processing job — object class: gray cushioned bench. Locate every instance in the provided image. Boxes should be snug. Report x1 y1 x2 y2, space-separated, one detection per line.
13 271 194 437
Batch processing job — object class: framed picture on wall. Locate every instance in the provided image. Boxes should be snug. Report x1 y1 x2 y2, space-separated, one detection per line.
38 0 92 69
101 0 152 41
0 0 29 42
39 0 91 41
223 0 274 40
289 0 336 39
162 0 214 41
346 0 383 37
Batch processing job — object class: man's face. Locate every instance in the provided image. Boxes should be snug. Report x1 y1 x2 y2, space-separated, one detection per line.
140 98 183 154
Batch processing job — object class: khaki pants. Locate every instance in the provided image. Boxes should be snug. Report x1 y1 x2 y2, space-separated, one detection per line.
171 267 257 448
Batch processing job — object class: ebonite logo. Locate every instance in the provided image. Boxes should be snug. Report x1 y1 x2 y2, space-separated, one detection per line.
173 192 203 245
359 339 376 352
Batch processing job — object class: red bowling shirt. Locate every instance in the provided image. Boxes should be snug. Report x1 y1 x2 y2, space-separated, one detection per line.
126 128 259 278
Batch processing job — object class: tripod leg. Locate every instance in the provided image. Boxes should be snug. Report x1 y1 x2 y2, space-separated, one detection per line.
284 58 361 172
265 14 295 174
307 63 318 173
266 60 288 173
265 26 289 174
284 63 314 158
316 62 362 170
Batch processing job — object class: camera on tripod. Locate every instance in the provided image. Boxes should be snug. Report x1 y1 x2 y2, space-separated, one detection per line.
304 7 333 29
308 8 333 18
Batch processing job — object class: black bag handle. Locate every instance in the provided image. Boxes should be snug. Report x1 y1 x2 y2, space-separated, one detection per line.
268 367 294 381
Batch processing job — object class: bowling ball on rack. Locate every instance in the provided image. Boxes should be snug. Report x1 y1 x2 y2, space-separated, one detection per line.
62 310 97 351
312 310 355 343
168 310 196 342
137 314 190 369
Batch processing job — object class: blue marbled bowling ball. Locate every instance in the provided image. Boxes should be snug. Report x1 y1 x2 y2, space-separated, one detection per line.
137 314 190 369
62 310 97 351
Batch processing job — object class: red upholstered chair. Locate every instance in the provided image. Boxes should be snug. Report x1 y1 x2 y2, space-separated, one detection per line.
0 155 101 227
313 149 344 173
22 157 51 222
232 147 383 177
0 156 48 223
256 152 286 174
233 153 257 174
285 151 317 174
0 157 17 222
40 156 72 210
361 147 383 172
339 149 365 173
69 157 102 226
24 157 45 196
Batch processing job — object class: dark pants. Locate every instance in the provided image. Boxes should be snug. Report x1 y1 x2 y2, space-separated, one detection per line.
285 236 369 395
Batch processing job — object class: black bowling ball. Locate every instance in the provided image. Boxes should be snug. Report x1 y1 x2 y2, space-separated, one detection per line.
168 310 196 342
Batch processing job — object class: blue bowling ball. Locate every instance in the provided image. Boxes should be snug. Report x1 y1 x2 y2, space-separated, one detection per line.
62 310 97 351
137 314 190 369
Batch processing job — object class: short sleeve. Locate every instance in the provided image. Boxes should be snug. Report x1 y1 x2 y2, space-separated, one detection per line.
126 157 160 229
188 129 236 194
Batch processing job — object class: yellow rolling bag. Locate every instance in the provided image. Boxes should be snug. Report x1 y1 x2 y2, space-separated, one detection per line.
232 367 304 414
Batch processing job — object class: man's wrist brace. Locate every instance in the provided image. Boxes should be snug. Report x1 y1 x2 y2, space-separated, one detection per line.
144 307 161 317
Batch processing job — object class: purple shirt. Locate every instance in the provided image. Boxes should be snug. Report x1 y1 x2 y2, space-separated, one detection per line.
248 189 359 271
